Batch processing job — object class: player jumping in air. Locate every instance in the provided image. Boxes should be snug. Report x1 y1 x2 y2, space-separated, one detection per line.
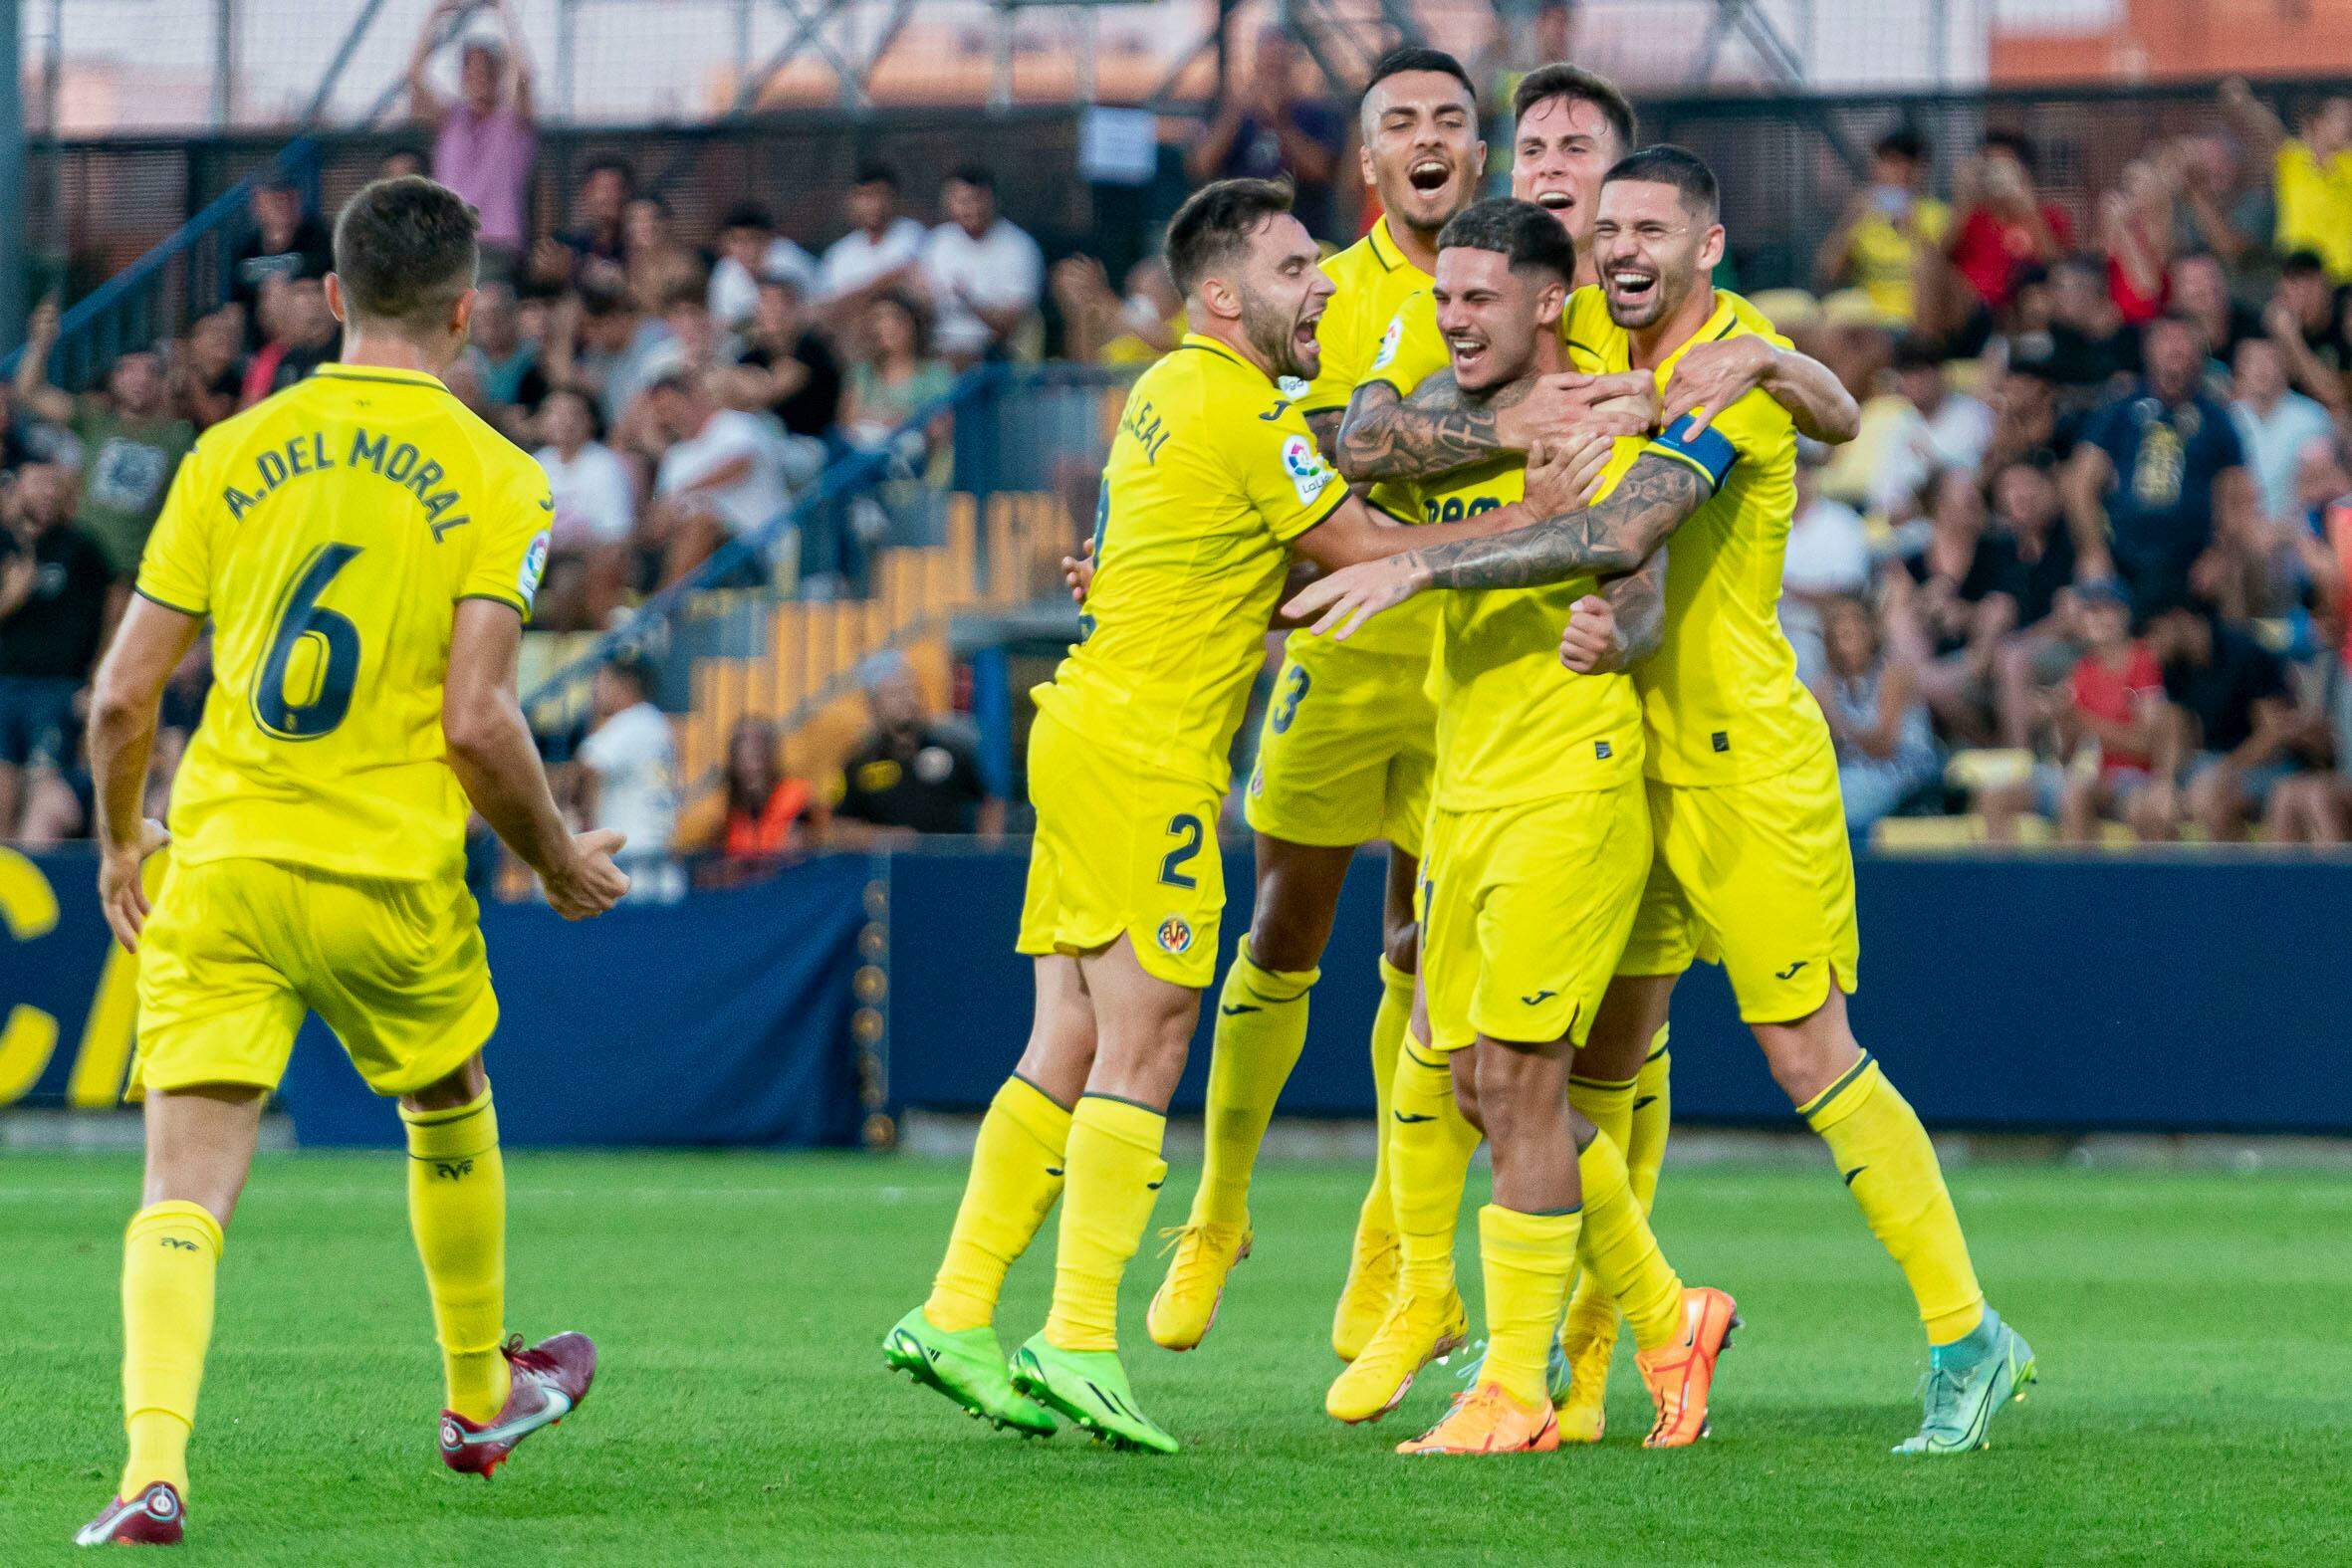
881 177 1610 1455
1291 147 2037 1457
76 176 629 1547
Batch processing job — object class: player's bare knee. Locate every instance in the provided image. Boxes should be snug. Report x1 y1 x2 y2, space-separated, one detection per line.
1245 836 1351 972
1753 994 1860 1107
400 1052 489 1115
1380 917 1419 977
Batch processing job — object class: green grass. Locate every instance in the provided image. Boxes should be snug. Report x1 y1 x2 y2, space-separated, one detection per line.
3 1151 2349 1565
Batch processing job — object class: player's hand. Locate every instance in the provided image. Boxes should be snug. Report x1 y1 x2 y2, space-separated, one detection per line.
1661 335 1775 439
1496 372 1655 452
1282 557 1428 641
1559 594 1625 675
544 827 630 920
97 818 170 953
1525 431 1615 515
1060 534 1097 604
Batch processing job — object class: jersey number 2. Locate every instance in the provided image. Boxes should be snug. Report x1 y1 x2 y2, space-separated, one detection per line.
253 544 363 741
1158 813 1204 889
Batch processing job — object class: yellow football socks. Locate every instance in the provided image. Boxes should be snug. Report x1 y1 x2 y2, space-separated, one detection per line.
1191 941 1317 1229
1576 1128 1685 1352
118 1201 222 1500
402 1088 511 1423
926 1075 1073 1331
1391 1040 1483 1299
1628 1030 1672 1213
1478 1205 1582 1406
1801 1054 1986 1344
1044 1095 1169 1353
1560 1068 1639 1337
1352 956 1415 1242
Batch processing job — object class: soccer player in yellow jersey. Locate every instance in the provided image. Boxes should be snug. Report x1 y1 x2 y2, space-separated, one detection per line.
1293 148 2037 1458
73 177 629 1548
1150 45 1492 1367
881 179 1537 1455
1317 198 1738 1456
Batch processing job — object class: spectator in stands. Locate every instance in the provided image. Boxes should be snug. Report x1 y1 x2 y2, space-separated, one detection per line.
1051 254 1182 364
841 293 953 457
546 282 672 429
532 387 635 630
1886 468 2012 744
228 176 332 328
2065 313 2252 616
2043 255 2140 396
714 717 823 868
1983 459 2081 746
641 369 809 587
623 194 706 317
1817 594 1941 833
919 166 1045 367
171 305 248 430
14 300 196 589
2160 131 2273 280
1782 443 1872 680
2219 79 2352 285
2169 251 2261 368
1947 130 2072 315
710 203 817 330
834 652 1001 838
1864 339 1994 520
2232 335 2336 527
1977 581 2166 843
2100 158 2175 328
537 156 635 293
2143 601 2316 841
818 164 928 321
2263 251 2352 404
241 273 338 408
0 463 110 835
1815 128 1949 331
1190 25 1342 238
576 655 680 903
466 279 547 412
408 0 537 276
730 274 843 443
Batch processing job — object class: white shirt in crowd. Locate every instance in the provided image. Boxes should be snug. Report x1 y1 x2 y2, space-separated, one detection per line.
817 217 927 304
580 700 678 854
1782 493 1874 596
920 217 1045 357
654 409 801 537
2233 391 2335 523
709 237 820 328
534 441 636 547
1871 393 1996 519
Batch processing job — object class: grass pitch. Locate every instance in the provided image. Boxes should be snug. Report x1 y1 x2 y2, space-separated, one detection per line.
2 1149 2348 1564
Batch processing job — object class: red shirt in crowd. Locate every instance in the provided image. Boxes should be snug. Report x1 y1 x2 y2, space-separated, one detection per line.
2070 642 2162 777
1951 202 2074 308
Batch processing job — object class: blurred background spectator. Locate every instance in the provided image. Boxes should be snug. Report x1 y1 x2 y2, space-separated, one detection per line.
573 655 680 903
408 0 536 277
833 653 1000 840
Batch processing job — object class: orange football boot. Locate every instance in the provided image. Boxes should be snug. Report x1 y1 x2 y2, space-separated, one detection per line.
1634 1286 1739 1448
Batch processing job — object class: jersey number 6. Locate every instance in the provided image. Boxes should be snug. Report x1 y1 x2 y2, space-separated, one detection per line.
253 543 364 742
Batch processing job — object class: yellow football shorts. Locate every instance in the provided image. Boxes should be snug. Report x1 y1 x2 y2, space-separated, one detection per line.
1244 639 1435 858
1018 709 1226 989
1417 781 1650 1053
1617 741 1862 1022
132 855 499 1098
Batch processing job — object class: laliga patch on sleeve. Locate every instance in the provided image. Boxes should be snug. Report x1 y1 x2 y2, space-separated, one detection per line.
1370 313 1404 371
519 529 552 609
1281 434 1334 505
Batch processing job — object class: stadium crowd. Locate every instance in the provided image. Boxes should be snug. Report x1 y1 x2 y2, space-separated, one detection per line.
3 0 2351 851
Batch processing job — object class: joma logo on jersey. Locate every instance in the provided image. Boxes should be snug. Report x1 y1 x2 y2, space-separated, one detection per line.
1155 916 1194 956
1119 398 1173 464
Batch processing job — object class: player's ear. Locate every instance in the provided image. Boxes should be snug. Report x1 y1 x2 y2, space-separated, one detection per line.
1470 139 1488 183
1535 278 1565 327
449 287 480 342
1198 275 1241 326
323 273 348 326
1698 223 1727 274
1359 139 1377 191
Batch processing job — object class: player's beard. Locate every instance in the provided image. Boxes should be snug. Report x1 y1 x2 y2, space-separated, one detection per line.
1605 261 1690 331
1244 290 1318 382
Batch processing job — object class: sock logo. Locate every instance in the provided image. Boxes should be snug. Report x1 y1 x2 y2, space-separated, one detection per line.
1045 1166 1063 1178
1219 1003 1263 1016
1145 1179 1164 1191
1521 989 1557 1005
1633 1095 1658 1111
433 1159 476 1180
158 1236 199 1251
1774 960 1809 981
1841 1165 1868 1187
1394 1111 1436 1124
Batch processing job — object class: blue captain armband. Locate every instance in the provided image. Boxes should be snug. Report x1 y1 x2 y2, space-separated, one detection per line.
1645 413 1739 492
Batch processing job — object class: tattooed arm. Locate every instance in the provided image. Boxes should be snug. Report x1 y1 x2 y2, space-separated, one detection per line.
1333 369 1658 484
1284 451 1712 637
1557 544 1670 676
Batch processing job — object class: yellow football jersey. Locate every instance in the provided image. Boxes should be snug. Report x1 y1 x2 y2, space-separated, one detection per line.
1291 218 1442 661
1367 284 1784 393
1581 295 1828 785
1036 334 1344 792
1385 457 1641 810
137 364 553 884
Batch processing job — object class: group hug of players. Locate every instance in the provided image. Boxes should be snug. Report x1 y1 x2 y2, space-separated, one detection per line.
883 48 2039 1458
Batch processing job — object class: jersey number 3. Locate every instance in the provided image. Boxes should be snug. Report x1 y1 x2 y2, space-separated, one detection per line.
253 544 363 741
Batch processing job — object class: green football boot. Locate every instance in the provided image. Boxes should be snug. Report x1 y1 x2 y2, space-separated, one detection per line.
882 1308 1057 1438
1008 1334 1179 1455
1895 1309 2037 1456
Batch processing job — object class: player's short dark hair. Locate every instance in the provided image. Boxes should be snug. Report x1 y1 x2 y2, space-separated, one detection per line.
1164 177 1295 300
854 161 899 191
1364 46 1476 105
1603 144 1719 219
332 175 480 336
1437 198 1576 287
946 164 995 193
1876 127 1927 163
1512 63 1636 151
1982 128 2038 173
722 202 775 233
